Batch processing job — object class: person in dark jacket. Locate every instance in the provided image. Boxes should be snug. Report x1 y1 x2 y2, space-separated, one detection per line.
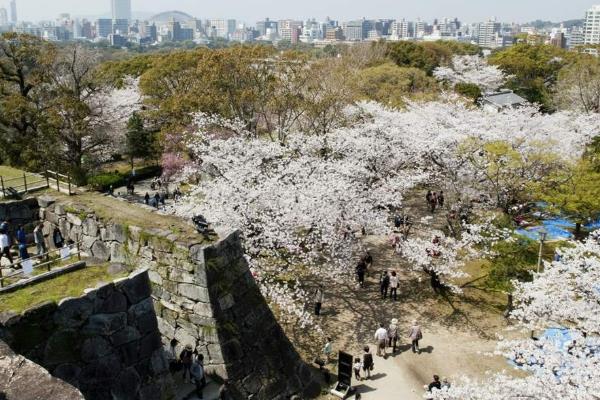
361 346 373 380
380 271 390 299
180 344 194 382
144 192 150 205
356 260 367 287
428 375 442 392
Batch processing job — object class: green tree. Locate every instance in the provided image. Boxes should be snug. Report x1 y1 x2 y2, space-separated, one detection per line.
454 82 482 103
488 44 572 110
0 33 56 168
125 112 156 169
554 55 600 113
386 41 479 75
355 62 438 108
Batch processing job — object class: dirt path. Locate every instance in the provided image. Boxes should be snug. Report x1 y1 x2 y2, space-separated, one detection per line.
295 190 517 399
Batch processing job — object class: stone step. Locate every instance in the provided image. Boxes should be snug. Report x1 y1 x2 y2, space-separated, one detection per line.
173 377 221 400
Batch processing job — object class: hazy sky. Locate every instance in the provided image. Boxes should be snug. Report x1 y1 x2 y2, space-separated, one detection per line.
5 0 596 24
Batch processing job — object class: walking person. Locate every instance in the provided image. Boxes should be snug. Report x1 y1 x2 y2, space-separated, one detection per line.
144 192 150 205
52 227 64 249
388 318 399 353
353 357 362 381
355 260 366 288
431 192 438 213
374 323 388 357
0 230 13 265
362 346 373 379
323 337 333 363
438 191 445 208
16 226 29 261
363 249 373 275
379 270 390 299
180 344 194 383
154 192 160 209
409 320 423 354
425 191 432 210
33 223 46 257
314 285 324 316
389 271 399 301
190 353 206 399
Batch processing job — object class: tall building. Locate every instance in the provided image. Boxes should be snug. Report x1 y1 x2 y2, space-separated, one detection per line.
344 19 367 41
584 5 600 45
111 0 131 22
9 0 16 23
278 19 302 43
391 19 409 39
476 19 502 47
96 18 113 38
112 19 129 35
207 19 236 38
0 8 8 26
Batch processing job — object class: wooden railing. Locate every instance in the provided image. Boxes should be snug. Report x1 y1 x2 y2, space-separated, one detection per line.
45 170 74 196
0 173 49 198
0 241 82 288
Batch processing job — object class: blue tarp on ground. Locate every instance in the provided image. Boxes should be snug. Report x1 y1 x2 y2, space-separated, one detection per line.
516 218 600 241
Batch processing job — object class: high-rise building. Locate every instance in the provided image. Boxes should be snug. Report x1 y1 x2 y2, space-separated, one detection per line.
111 0 131 22
257 18 278 36
344 19 367 41
9 0 16 23
207 19 236 38
584 5 600 45
391 19 409 39
96 18 113 38
113 18 129 35
0 8 8 26
278 19 302 43
476 19 502 47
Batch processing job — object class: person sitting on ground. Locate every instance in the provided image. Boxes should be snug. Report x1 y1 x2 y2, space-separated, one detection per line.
362 346 373 379
428 375 442 392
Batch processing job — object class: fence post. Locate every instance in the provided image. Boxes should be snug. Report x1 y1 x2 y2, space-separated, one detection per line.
0 176 4 198
23 172 28 193
76 242 81 261
55 171 60 191
45 171 50 189
68 175 72 195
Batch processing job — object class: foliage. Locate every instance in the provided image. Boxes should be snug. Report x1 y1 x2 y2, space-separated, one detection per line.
99 54 154 87
489 44 572 110
433 55 509 92
87 165 161 191
125 112 157 168
554 55 600 113
454 83 482 103
386 41 479 75
355 63 438 108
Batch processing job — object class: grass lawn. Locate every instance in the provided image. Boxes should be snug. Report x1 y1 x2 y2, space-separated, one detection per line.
0 165 28 180
0 264 126 314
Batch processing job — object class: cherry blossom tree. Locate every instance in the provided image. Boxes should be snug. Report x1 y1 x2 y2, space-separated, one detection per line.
431 232 600 399
433 55 510 93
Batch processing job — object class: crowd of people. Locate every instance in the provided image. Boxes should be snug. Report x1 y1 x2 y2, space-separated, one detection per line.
0 219 67 268
166 339 232 400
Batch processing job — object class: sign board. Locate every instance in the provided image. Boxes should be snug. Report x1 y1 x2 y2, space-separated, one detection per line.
330 351 353 399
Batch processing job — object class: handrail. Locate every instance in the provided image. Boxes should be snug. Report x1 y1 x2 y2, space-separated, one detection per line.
0 241 82 287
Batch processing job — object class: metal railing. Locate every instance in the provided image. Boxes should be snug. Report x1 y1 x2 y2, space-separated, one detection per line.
0 241 82 288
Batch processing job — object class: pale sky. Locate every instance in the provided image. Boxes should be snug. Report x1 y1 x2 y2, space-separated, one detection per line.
4 0 596 24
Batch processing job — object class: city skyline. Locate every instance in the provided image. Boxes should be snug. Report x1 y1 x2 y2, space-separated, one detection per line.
3 0 596 24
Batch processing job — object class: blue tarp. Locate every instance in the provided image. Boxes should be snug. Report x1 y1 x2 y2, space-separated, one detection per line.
516 217 600 241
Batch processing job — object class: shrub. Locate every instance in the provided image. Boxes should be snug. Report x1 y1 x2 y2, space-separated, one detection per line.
455 82 482 102
87 173 124 191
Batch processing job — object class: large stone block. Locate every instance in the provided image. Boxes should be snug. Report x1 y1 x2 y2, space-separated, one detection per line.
110 326 141 348
116 270 152 305
192 302 213 318
66 213 83 226
150 349 169 375
104 224 127 243
156 317 175 339
168 268 195 284
110 242 128 264
148 270 162 285
91 241 110 262
173 328 196 349
111 367 141 400
82 313 127 336
44 329 81 366
37 196 56 208
82 218 99 237
177 283 209 302
81 336 114 362
94 289 127 314
54 297 94 329
139 331 162 360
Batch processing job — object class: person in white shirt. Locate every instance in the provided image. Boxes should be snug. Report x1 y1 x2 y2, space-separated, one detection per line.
0 232 12 264
389 271 399 301
374 323 389 357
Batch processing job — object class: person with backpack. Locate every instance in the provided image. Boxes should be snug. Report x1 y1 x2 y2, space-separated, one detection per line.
379 271 390 299
361 346 373 379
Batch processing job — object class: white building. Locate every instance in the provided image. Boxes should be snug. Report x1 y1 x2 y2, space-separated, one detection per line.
0 7 8 26
391 19 409 39
9 0 16 23
476 19 502 48
584 5 600 45
207 19 236 39
111 0 131 22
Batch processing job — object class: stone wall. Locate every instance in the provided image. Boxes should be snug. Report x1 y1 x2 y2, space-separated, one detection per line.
0 197 40 236
0 270 172 400
37 196 320 399
0 339 84 400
